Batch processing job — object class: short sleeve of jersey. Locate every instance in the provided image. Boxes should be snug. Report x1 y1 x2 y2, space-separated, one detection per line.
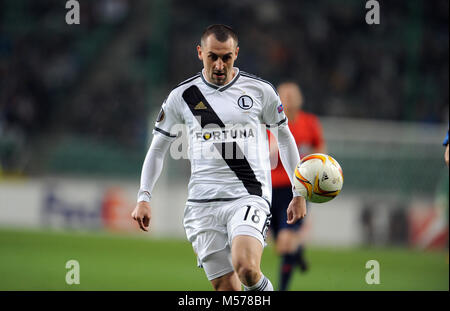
153 90 182 141
262 85 288 129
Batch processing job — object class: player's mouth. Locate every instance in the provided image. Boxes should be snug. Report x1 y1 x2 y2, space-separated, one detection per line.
213 72 226 79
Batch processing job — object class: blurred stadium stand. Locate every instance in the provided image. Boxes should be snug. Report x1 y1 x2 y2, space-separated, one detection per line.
0 1 448 248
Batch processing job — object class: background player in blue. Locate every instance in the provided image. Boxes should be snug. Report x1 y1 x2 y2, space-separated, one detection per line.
268 82 326 290
444 130 449 167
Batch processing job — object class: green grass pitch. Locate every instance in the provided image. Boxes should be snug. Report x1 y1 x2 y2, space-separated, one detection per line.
0 228 447 291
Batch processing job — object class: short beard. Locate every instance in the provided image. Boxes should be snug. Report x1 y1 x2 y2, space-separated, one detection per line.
211 72 227 85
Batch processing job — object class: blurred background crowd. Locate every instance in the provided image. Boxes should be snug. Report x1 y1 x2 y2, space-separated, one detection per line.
0 0 448 176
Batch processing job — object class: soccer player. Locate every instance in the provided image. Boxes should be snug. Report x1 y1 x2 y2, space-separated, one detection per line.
444 130 449 167
268 82 326 291
131 25 306 291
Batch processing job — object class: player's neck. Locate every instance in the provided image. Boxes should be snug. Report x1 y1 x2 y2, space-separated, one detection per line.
203 68 237 87
229 68 236 83
223 68 236 85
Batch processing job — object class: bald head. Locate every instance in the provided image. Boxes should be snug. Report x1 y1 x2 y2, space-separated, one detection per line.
277 82 304 115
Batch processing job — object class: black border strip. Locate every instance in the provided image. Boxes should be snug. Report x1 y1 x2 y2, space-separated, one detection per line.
0 291 443 309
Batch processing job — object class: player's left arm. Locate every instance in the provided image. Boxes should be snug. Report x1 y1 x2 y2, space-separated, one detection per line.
263 85 306 223
276 126 307 223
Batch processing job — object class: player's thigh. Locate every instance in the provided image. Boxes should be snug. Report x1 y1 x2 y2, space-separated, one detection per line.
226 198 270 272
231 234 264 271
228 207 265 265
227 201 271 248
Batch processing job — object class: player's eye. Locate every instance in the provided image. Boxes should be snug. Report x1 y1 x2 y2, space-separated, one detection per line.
209 54 218 61
222 55 231 62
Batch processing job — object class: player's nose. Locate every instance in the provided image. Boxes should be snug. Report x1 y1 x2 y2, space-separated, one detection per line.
214 58 224 71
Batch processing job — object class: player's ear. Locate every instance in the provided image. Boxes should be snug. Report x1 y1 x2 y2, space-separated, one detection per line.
197 45 203 60
234 46 239 60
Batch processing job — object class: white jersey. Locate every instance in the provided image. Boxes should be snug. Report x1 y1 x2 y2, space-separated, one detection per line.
153 68 288 207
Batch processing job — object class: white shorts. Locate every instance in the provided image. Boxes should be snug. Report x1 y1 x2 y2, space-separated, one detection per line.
183 195 271 281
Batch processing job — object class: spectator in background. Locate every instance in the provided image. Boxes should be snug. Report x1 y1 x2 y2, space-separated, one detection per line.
268 82 326 291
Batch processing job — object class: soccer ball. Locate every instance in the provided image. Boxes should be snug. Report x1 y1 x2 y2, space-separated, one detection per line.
293 153 343 203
